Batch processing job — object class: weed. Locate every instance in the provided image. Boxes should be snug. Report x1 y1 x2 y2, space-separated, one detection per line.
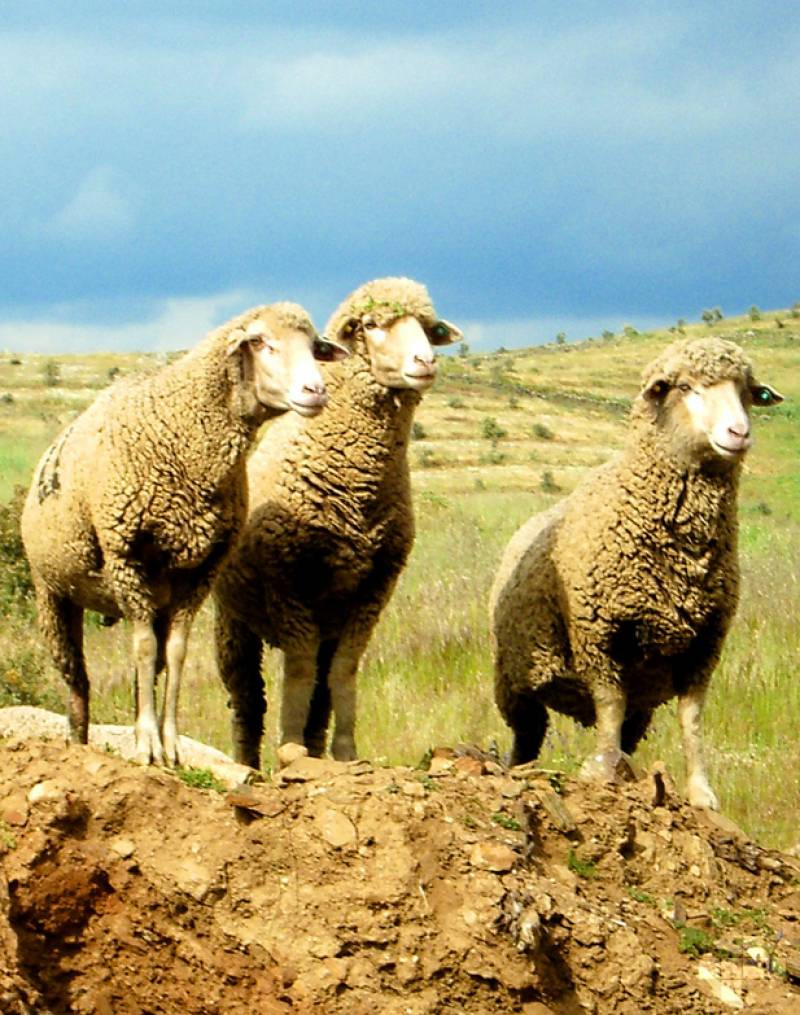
678 926 716 958
463 813 478 829
0 820 17 853
627 887 656 906
567 848 597 879
491 812 522 831
532 422 554 440
176 767 227 793
481 417 507 443
540 470 561 493
411 421 427 440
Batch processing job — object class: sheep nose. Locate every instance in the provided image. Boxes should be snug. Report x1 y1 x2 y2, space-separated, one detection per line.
414 353 435 368
728 423 750 439
303 382 326 396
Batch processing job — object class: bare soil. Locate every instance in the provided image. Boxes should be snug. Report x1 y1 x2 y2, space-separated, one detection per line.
1 737 799 1014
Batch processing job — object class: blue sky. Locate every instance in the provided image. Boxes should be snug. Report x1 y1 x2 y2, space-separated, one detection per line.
1 1 798 352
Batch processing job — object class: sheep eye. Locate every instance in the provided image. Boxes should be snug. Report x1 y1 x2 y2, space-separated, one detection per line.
677 382 692 393
361 315 376 330
429 322 451 345
312 339 338 362
249 336 266 352
752 386 775 405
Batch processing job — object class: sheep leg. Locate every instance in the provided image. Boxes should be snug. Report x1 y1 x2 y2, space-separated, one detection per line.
506 691 548 766
160 612 192 767
678 684 719 809
215 607 265 769
580 680 628 783
280 649 318 753
132 618 163 765
302 640 335 757
35 585 89 743
326 647 363 762
620 708 654 756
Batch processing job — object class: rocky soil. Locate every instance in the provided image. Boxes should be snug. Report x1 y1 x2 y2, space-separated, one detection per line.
1 725 799 1014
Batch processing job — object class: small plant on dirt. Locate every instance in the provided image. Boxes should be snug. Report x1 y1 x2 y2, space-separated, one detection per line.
532 421 554 440
491 812 522 831
0 820 17 853
417 447 437 469
447 396 464 409
411 421 427 440
547 771 565 795
417 774 438 793
176 767 227 793
567 848 597 879
627 887 656 906
462 813 479 829
677 926 716 958
480 448 506 466
749 305 762 321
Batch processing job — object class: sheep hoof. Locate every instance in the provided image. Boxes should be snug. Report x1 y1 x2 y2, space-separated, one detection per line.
687 776 719 810
134 725 165 766
331 738 357 763
579 750 636 785
277 742 309 768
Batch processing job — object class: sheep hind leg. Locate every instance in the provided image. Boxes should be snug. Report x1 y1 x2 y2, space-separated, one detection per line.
506 691 548 767
620 708 654 756
214 609 265 770
678 684 719 810
580 680 633 784
36 586 89 743
160 611 194 768
132 618 163 765
302 640 335 758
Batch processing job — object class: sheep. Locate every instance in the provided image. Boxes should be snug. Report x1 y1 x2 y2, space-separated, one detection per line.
21 302 347 766
213 277 462 767
490 337 782 808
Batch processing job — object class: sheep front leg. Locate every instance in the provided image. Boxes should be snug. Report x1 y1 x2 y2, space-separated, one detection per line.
132 618 163 765
280 649 318 755
160 612 192 767
678 683 719 810
35 585 89 743
327 647 362 762
580 679 629 783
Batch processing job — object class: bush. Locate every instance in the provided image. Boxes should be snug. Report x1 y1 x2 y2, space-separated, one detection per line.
540 470 561 493
447 396 464 409
555 332 567 346
41 359 61 387
532 422 554 440
411 422 427 440
481 417 507 444
0 487 35 618
748 306 761 321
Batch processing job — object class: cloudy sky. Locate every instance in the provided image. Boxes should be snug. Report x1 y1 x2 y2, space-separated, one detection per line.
1 1 798 352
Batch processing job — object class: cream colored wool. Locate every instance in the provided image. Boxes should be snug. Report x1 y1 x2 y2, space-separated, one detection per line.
21 302 321 759
213 277 461 766
491 337 780 796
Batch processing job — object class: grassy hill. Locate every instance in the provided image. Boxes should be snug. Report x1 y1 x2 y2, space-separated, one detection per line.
1 308 798 848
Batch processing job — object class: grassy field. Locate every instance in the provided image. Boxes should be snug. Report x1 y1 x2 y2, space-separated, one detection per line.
1 309 798 849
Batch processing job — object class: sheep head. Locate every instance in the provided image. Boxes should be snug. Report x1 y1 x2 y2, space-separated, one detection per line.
226 302 348 418
636 337 783 468
324 277 462 392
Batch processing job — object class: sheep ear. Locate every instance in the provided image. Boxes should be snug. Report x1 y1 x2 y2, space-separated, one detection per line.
643 378 670 401
327 316 360 345
428 319 463 346
750 382 784 407
225 328 248 356
314 336 350 362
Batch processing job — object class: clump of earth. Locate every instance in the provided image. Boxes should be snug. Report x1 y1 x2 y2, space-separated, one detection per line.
1 710 799 1014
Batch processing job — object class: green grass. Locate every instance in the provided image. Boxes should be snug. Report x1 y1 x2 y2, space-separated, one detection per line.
1 308 799 849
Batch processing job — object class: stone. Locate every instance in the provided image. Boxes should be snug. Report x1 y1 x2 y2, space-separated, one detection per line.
316 808 356 849
469 841 516 872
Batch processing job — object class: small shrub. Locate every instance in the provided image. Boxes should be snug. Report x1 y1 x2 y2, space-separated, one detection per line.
775 317 785 328
567 848 597 879
457 342 470 358
677 926 715 958
540 470 561 493
480 449 506 465
555 332 567 346
623 325 638 338
41 359 61 387
748 305 761 321
474 477 486 491
411 421 427 440
789 302 800 319
447 396 464 409
532 422 554 440
481 416 507 443
107 366 121 381
1 393 13 404
601 330 615 341
491 812 522 831
508 395 519 409
0 487 35 617
417 447 436 469
701 309 716 326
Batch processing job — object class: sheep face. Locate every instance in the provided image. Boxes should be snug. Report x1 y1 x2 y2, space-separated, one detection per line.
643 374 783 466
228 320 347 417
361 314 461 391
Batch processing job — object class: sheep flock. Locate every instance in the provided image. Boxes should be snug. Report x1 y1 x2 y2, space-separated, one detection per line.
18 282 784 812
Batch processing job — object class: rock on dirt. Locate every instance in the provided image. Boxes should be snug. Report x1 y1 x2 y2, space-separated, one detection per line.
1 722 799 1013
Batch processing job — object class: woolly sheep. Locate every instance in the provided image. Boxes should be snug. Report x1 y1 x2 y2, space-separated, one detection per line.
213 277 462 766
21 303 347 765
490 337 782 808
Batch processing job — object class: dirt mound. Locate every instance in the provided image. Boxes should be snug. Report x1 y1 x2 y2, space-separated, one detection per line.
1 738 799 1014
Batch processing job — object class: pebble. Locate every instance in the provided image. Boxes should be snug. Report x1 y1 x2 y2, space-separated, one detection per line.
469 841 516 872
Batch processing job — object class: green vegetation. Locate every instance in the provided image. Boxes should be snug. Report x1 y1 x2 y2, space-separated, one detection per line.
175 767 227 793
1 306 799 848
567 848 597 879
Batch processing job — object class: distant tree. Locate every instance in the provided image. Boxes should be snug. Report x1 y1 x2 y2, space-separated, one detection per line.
457 342 470 358
712 307 723 321
789 302 800 320
748 305 761 321
701 309 715 326
555 332 567 345
601 330 615 341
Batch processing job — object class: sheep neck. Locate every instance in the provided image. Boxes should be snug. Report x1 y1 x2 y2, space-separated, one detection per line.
150 336 256 484
621 429 741 555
